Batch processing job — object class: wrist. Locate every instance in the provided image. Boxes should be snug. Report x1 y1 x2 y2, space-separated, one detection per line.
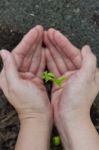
59 110 91 129
55 109 91 133
55 110 94 150
63 109 90 121
18 108 53 125
57 107 90 123
16 114 53 150
20 114 53 130
20 117 53 134
57 110 98 150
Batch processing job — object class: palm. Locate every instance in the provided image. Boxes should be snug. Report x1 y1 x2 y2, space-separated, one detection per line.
10 75 50 112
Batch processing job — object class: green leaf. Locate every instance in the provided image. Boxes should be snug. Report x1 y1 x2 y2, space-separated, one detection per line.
52 136 61 146
54 76 66 86
47 72 55 78
42 71 55 82
42 71 67 86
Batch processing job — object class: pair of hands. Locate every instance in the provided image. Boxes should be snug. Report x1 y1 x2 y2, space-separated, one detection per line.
0 25 99 132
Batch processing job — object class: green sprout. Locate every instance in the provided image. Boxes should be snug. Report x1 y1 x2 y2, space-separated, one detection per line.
42 71 67 86
52 136 61 146
54 76 66 86
42 71 55 82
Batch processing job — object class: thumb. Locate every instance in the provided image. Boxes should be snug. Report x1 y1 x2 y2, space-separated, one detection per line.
0 50 19 85
80 45 97 79
95 68 99 90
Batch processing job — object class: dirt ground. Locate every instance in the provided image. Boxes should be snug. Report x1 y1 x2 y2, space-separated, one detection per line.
0 0 99 149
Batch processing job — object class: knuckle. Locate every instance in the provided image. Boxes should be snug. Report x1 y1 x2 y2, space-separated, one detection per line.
61 42 66 50
72 51 80 60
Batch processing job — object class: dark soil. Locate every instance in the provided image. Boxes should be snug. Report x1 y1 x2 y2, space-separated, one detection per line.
0 25 99 150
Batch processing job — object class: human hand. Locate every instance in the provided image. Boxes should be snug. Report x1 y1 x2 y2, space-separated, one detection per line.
0 26 54 150
0 26 52 124
44 29 99 150
51 45 99 118
45 29 97 126
44 28 83 117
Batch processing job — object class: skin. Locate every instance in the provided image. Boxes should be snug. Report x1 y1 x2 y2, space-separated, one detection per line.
44 28 99 150
0 25 53 150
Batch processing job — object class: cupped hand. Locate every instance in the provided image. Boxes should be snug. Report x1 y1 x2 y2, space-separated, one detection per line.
0 26 52 124
44 28 99 124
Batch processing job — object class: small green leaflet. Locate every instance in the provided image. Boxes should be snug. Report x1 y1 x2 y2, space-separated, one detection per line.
52 136 61 146
42 71 67 86
42 71 55 82
54 76 66 86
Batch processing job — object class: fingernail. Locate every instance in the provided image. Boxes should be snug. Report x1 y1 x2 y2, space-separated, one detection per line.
54 30 62 39
31 27 38 33
35 25 43 30
56 30 61 35
31 28 36 33
85 45 91 53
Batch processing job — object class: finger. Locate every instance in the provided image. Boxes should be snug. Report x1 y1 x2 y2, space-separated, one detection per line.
20 25 44 72
64 57 76 70
45 49 60 78
0 70 8 94
29 26 44 74
12 26 39 69
0 50 19 86
36 50 45 78
95 68 99 89
64 70 76 78
81 45 97 79
20 72 35 80
44 31 67 74
52 29 82 69
29 47 42 74
47 29 76 70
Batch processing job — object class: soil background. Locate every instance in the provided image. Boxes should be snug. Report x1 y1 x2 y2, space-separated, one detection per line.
0 0 99 149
